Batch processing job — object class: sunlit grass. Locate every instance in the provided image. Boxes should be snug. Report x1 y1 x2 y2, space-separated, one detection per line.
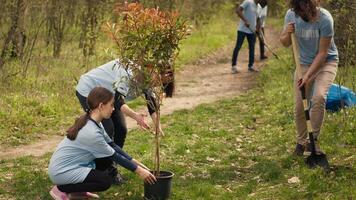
0 3 238 146
0 49 354 199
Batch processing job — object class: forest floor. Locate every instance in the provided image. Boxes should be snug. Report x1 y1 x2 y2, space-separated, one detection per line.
0 27 281 160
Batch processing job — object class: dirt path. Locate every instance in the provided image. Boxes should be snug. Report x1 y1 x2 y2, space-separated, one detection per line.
0 27 281 160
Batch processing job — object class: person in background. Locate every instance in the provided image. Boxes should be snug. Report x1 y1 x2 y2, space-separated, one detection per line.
256 0 268 60
48 87 156 200
231 0 261 74
76 59 172 183
280 0 338 156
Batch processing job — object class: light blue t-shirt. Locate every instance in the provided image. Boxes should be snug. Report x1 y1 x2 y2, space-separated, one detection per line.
238 0 258 34
76 60 134 98
284 8 338 65
48 120 115 185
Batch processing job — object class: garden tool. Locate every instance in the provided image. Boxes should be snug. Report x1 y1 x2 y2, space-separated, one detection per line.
258 30 280 59
291 33 330 172
247 26 280 59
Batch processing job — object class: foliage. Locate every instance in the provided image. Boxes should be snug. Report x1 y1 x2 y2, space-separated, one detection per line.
0 2 236 147
104 2 189 89
325 0 356 91
104 2 190 174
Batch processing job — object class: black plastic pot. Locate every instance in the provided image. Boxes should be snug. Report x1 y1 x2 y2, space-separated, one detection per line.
144 171 174 200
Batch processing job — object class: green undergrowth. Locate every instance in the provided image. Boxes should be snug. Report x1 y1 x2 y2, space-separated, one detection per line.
0 49 354 199
0 3 238 146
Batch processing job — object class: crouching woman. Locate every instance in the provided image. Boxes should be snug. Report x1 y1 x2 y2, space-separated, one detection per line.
48 87 156 200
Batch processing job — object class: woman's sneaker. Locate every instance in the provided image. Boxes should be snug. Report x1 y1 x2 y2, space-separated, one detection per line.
68 192 100 199
248 66 259 72
49 186 69 200
231 65 238 74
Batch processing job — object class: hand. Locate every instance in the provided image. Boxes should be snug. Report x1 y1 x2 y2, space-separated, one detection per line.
286 22 295 34
244 21 250 28
135 113 150 130
135 166 156 185
297 73 311 89
157 126 165 136
148 125 165 136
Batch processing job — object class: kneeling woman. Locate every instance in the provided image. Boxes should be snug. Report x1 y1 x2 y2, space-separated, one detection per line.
48 87 156 200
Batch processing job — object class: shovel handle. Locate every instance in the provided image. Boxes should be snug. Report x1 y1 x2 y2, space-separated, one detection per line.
291 33 316 154
291 33 302 79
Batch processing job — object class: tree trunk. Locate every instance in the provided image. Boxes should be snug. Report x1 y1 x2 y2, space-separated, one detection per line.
0 0 26 70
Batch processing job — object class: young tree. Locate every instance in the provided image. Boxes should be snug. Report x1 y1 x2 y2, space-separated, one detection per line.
105 2 189 175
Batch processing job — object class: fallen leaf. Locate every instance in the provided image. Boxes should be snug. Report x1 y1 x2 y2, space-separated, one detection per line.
235 137 243 143
288 176 300 184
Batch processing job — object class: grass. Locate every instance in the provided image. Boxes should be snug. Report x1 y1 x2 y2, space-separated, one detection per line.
0 49 354 199
175 3 237 68
0 3 238 146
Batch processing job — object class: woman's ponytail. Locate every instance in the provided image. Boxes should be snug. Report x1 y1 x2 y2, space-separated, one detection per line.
66 112 90 140
66 87 114 140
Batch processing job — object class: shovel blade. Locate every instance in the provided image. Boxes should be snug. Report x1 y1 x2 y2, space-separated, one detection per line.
305 154 331 173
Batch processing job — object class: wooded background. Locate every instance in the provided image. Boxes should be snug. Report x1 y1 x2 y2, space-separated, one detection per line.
0 0 354 79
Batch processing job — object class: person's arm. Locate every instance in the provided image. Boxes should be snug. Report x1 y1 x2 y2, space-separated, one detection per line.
120 104 150 130
114 92 150 130
111 152 137 172
298 37 332 88
110 152 156 184
108 142 132 160
236 5 250 27
131 158 150 170
280 22 294 47
280 10 294 47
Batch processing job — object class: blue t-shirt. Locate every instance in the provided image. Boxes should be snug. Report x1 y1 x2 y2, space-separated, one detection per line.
238 0 258 34
76 60 135 99
48 120 115 185
284 8 338 65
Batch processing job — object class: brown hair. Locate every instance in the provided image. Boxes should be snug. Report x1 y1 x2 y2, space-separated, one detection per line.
259 0 267 8
290 0 318 22
66 87 114 140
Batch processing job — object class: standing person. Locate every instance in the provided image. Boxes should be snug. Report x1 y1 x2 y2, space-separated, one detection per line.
231 0 261 74
280 0 338 156
256 0 268 60
76 59 171 183
48 87 156 200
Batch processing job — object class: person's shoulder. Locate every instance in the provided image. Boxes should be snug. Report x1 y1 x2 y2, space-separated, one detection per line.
319 8 333 21
101 59 119 70
241 0 252 6
78 121 102 139
285 9 295 19
286 9 294 15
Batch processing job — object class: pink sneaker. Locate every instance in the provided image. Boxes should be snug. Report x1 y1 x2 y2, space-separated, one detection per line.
49 186 69 200
68 192 100 199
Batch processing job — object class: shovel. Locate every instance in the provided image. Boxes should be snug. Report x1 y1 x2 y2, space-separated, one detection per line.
258 30 280 59
247 26 280 59
291 33 330 172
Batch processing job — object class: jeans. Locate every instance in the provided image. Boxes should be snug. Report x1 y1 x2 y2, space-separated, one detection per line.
232 30 256 68
76 91 128 148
